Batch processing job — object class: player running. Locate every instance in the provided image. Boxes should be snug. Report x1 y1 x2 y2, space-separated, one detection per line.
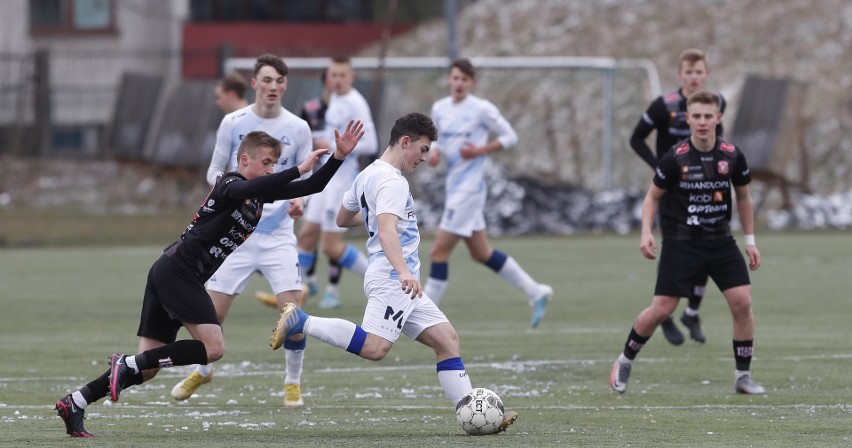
297 57 378 310
53 123 363 437
172 54 314 407
423 58 552 328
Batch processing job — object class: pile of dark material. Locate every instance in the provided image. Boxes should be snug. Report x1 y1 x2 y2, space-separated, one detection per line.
414 163 644 236
415 163 852 235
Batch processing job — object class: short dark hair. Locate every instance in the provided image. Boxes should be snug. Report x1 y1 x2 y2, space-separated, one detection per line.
254 54 288 77
450 58 475 79
389 112 438 146
331 56 352 66
237 130 282 160
687 89 721 109
219 72 247 99
679 48 708 70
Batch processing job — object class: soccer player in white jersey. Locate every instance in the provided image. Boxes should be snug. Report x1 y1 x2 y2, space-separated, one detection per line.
297 57 377 309
270 112 518 433
171 54 313 407
423 58 553 328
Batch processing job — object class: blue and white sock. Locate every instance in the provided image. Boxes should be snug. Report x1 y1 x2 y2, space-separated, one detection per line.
303 316 367 356
437 357 472 406
337 244 368 277
425 262 449 304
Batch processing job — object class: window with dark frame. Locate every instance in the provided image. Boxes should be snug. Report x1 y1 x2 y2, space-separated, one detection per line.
30 0 116 35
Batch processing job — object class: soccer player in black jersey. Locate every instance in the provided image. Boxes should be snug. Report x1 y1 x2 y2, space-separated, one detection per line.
611 90 765 395
53 122 364 437
629 49 727 345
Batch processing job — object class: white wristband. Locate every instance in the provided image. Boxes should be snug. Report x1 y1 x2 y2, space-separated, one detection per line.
744 234 755 246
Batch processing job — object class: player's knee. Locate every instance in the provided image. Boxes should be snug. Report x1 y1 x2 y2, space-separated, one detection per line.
359 341 392 361
204 340 226 363
729 297 753 319
471 250 490 264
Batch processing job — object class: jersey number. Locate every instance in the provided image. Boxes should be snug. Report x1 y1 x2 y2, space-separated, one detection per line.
384 306 405 330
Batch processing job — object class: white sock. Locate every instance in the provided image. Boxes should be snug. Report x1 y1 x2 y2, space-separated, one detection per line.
618 353 633 365
498 256 541 303
196 364 213 377
347 251 369 277
326 284 339 295
684 307 699 317
285 349 304 385
424 278 449 305
71 391 88 410
303 316 357 350
125 355 140 373
438 369 472 406
735 370 750 380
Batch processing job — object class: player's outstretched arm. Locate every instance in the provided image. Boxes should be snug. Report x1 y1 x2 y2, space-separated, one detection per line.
297 148 331 174
331 120 365 160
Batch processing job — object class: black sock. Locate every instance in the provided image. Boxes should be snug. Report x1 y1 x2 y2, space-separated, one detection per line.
687 295 703 312
623 327 650 360
134 340 208 371
79 370 110 405
733 339 754 371
306 249 318 277
329 259 342 285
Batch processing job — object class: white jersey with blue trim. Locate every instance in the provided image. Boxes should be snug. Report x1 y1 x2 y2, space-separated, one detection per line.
342 160 420 281
430 93 518 193
324 88 378 189
206 104 313 238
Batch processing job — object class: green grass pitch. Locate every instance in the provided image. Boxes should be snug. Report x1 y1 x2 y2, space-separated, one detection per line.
1 232 851 447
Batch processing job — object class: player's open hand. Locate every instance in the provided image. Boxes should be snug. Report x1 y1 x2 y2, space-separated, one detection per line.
399 272 422 299
332 120 366 160
640 232 657 260
298 148 331 175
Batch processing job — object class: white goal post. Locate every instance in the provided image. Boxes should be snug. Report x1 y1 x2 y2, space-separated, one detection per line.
224 56 661 190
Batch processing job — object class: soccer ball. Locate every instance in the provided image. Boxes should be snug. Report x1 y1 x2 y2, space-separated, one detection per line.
455 387 504 435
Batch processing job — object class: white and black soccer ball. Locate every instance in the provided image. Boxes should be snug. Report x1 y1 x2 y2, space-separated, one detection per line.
455 387 505 435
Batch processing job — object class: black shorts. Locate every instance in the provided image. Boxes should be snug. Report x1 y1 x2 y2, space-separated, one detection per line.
137 254 220 344
655 238 750 298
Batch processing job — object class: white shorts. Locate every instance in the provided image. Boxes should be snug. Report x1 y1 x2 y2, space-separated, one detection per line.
206 232 302 296
361 276 449 343
438 189 486 237
303 182 349 233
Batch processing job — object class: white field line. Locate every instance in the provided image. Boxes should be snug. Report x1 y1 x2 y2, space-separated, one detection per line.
3 353 852 382
3 403 851 412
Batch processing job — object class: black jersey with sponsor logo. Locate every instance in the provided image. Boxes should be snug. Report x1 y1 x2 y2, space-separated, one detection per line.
653 139 750 240
630 89 727 169
164 157 343 281
301 97 328 132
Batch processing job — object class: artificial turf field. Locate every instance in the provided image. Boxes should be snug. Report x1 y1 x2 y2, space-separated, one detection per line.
1 232 850 447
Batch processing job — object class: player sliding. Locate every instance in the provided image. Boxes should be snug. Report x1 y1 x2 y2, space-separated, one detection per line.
269 112 518 433
53 121 364 437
